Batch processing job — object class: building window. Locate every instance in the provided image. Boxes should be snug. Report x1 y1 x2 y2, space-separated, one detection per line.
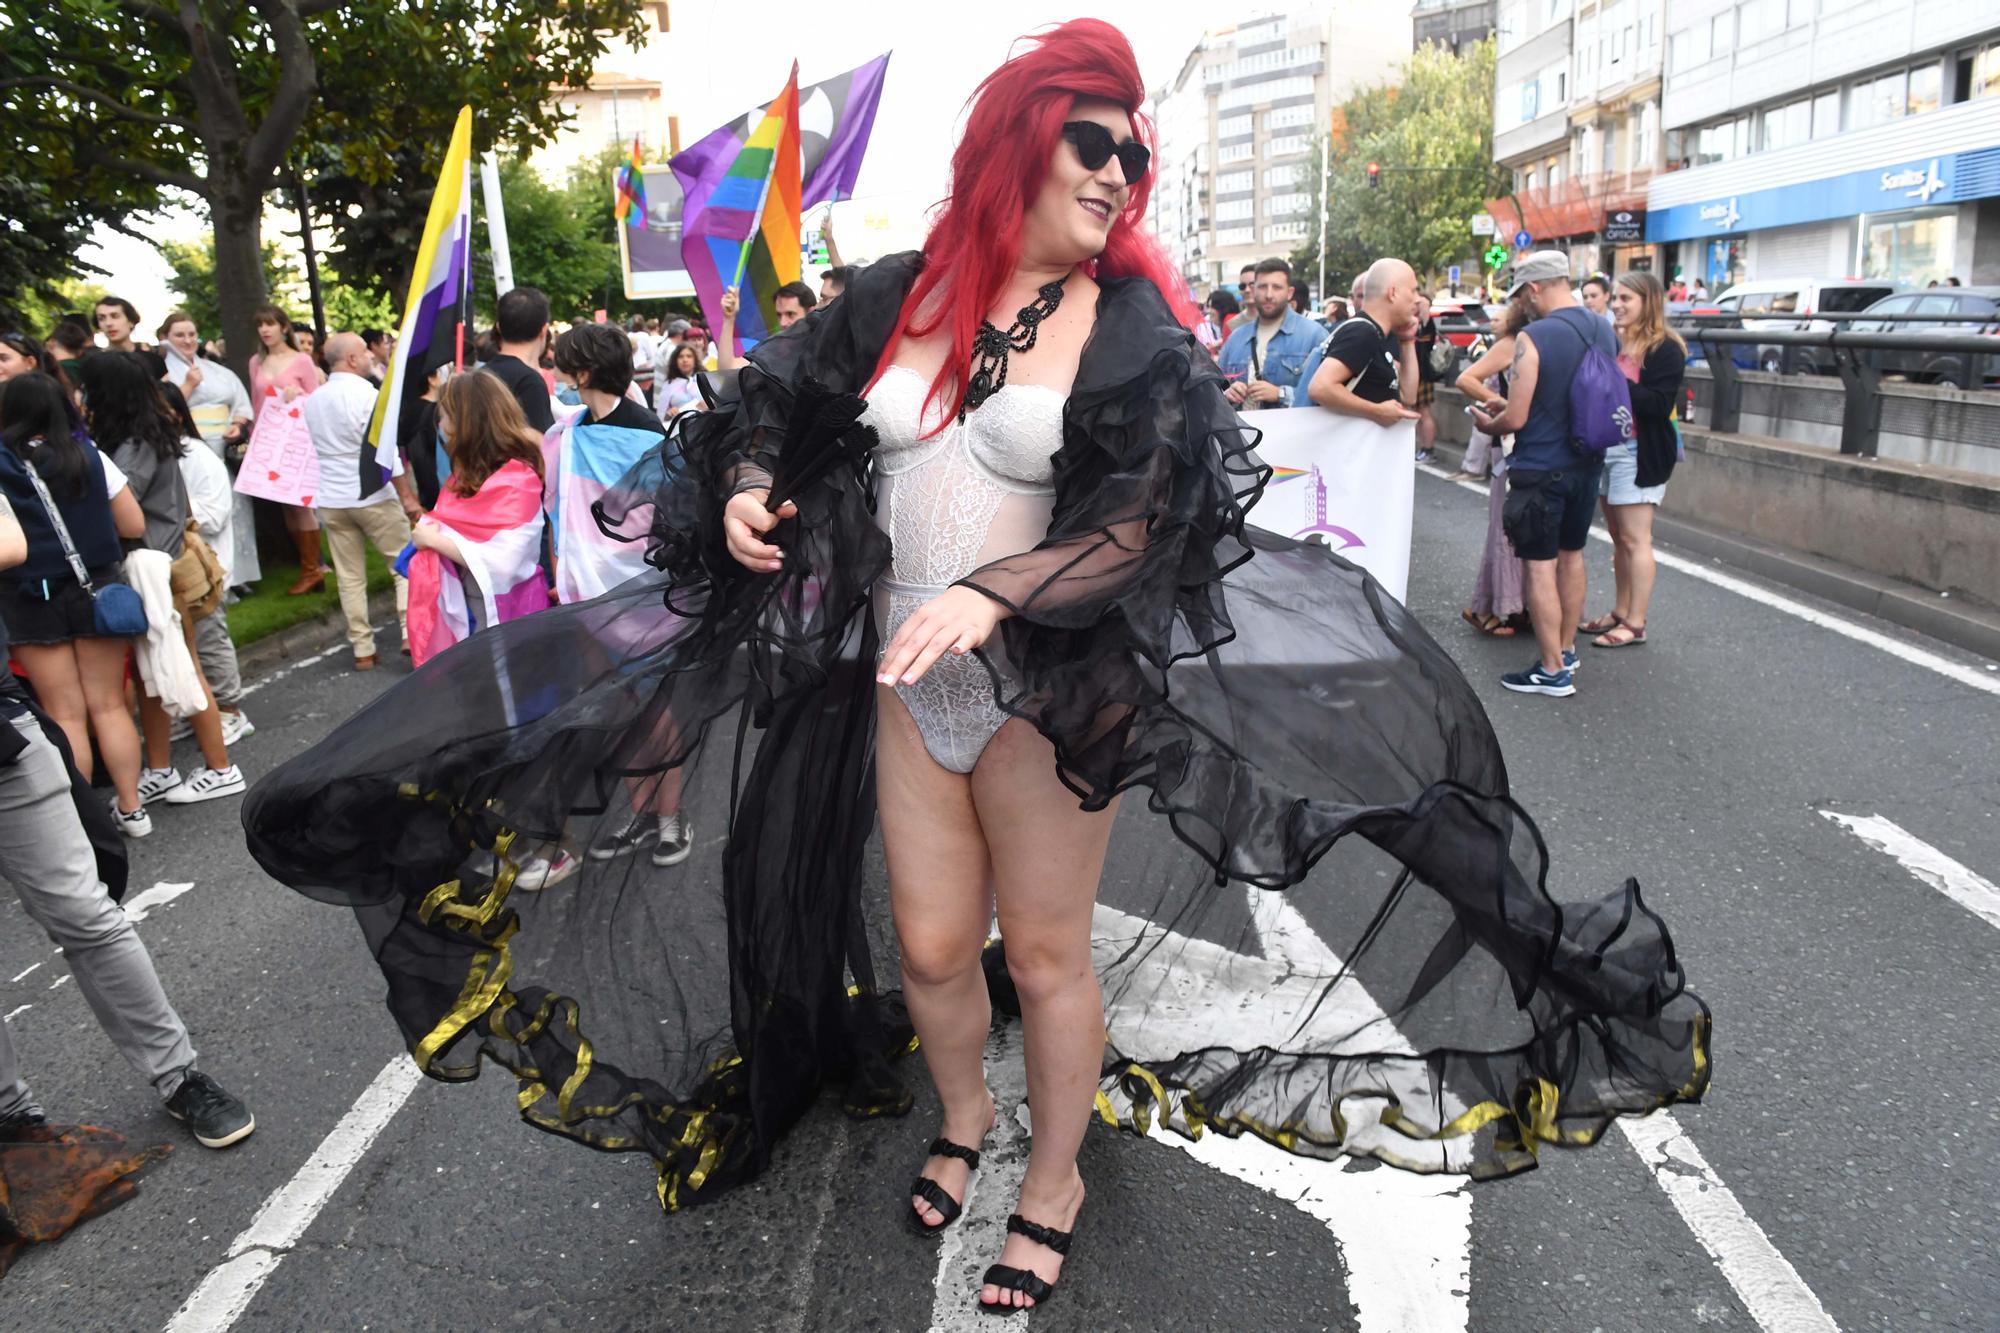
1265 104 1314 130
1710 11 1733 53
1219 114 1252 139
1220 141 1254 163
1859 207 1957 287
1215 226 1255 247
1264 134 1307 158
1218 170 1253 194
1263 164 1302 188
1264 221 1308 242
1812 89 1841 138
1908 62 1942 116
1266 192 1308 216
1970 43 2000 101
1760 99 1809 152
1216 199 1254 223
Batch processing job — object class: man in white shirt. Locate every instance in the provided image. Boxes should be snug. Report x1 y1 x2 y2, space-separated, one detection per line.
303 333 423 670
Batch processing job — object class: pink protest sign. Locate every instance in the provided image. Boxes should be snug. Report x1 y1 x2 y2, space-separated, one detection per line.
233 391 322 508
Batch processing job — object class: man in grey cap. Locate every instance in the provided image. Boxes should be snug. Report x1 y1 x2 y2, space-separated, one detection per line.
1472 250 1614 698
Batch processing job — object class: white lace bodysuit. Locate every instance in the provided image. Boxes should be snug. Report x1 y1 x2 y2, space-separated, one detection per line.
865 364 1062 773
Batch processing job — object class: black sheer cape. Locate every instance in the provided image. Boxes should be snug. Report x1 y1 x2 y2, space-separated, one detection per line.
243 253 1708 1211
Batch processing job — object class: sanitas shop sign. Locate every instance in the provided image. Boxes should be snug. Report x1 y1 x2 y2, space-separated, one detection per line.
1647 148 1993 242
1879 159 1946 204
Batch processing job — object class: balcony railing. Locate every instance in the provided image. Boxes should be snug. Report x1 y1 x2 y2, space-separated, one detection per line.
1485 166 1656 241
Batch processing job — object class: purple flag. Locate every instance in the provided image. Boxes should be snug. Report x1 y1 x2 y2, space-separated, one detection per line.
673 53 891 332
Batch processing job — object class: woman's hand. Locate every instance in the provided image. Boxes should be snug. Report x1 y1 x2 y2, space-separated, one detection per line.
281 385 300 403
723 488 796 573
878 586 1006 687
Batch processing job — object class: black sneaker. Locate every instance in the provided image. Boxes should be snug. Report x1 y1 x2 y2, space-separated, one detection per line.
588 810 657 861
164 1069 256 1148
651 813 693 867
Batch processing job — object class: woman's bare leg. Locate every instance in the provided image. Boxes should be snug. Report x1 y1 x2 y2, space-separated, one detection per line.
877 686 997 1226
1610 502 1657 627
13 643 91 778
72 637 143 812
971 717 1117 1309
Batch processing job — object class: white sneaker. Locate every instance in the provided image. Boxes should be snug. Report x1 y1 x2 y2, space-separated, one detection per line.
161 765 247 805
512 850 581 893
219 710 255 746
110 798 152 839
168 718 193 743
137 767 183 804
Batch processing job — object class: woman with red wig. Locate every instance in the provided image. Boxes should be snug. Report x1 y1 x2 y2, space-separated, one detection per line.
246 19 1709 1316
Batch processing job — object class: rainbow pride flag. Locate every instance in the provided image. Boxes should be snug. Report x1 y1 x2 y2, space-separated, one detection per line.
368 104 473 495
681 64 801 348
1268 465 1310 483
615 136 647 229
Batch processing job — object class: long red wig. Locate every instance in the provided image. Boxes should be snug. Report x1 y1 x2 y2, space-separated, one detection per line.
868 18 1194 435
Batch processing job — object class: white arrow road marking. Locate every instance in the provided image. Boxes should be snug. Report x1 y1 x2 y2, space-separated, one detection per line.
1821 811 2000 931
164 1057 424 1333
1620 1113 1841 1332
123 881 196 924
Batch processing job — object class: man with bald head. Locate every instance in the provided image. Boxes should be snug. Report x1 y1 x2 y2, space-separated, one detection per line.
303 332 420 670
1300 257 1422 426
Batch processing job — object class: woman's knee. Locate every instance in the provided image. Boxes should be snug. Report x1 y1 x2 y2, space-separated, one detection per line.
898 924 985 990
998 933 1094 1008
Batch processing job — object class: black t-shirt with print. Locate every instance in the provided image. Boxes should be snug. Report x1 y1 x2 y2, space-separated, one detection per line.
1319 314 1401 404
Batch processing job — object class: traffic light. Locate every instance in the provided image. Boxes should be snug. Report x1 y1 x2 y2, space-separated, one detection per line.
1366 162 1381 190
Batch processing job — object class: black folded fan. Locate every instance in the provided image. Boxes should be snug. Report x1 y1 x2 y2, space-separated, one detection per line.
763 376 879 512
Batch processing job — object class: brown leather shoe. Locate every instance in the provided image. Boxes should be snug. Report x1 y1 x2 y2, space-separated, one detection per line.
354 654 378 671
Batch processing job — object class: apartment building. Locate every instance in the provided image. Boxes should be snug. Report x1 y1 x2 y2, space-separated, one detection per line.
1646 2 2000 290
1489 0 1667 277
1152 9 1414 298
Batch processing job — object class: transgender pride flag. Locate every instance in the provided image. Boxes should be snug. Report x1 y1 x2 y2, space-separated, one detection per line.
369 104 474 494
542 407 668 604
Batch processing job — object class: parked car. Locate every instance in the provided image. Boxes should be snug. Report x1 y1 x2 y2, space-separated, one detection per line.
1428 298 1491 350
1713 278 1902 372
1849 287 2000 389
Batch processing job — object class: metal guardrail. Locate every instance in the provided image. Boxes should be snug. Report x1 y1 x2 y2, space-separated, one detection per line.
1670 324 1999 456
1428 315 1997 458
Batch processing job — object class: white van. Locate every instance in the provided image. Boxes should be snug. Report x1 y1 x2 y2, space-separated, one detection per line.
1711 278 1903 373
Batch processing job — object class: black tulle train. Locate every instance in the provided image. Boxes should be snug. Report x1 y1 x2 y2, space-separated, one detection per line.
242 254 1708 1211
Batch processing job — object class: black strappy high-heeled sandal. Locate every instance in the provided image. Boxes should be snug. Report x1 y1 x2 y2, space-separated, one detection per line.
976 1213 1073 1315
907 1137 982 1236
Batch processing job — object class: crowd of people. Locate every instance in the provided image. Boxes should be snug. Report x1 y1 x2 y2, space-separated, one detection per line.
1188 246 1687 699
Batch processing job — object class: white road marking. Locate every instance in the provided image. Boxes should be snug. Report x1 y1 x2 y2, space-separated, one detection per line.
46 973 68 991
1620 1113 1841 1332
237 621 394 699
1417 464 2000 698
4 1004 29 1021
10 961 42 983
163 1057 424 1333
928 1022 1031 1331
123 881 196 923
1820 811 2000 931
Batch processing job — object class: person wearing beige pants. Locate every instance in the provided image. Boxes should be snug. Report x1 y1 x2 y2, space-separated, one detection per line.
319 495 411 664
301 334 424 670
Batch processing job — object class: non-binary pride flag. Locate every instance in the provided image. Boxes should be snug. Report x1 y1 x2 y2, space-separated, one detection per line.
681 63 801 347
368 103 474 494
673 53 890 343
615 136 647 229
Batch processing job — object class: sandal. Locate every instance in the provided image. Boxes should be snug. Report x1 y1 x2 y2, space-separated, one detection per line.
1592 619 1647 649
977 1213 1074 1315
1460 609 1517 637
909 1135 982 1237
1577 612 1622 635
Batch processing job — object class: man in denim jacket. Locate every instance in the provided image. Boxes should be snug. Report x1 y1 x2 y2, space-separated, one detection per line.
1216 258 1322 410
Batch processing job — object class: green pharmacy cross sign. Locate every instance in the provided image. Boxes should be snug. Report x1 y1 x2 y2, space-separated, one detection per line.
1483 244 1509 269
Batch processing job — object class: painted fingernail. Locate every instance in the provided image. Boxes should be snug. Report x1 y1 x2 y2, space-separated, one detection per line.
877 673 894 685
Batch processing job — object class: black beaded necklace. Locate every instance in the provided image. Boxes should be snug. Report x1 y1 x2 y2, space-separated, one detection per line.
960 277 1068 421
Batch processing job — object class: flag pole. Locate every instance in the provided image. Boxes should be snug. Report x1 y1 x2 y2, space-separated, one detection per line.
729 62 798 292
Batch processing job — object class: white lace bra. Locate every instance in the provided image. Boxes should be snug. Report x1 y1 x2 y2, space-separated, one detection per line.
865 364 1064 590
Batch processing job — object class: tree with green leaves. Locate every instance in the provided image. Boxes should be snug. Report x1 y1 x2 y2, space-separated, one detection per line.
1294 39 1510 293
0 0 650 373
161 238 298 335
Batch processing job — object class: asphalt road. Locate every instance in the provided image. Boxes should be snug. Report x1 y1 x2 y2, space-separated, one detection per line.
2 467 1997 1333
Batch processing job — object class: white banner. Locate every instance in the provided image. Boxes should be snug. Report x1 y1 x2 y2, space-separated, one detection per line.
1242 408 1415 605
